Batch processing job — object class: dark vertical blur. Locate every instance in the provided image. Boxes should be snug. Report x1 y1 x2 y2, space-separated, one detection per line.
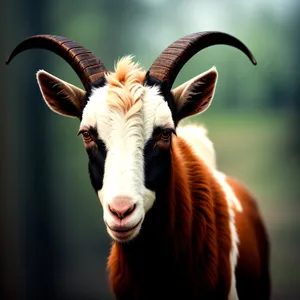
1 0 59 299
20 1 58 299
1 1 18 298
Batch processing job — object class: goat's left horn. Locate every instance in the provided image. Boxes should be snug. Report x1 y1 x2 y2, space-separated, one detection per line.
147 31 257 90
5 34 108 91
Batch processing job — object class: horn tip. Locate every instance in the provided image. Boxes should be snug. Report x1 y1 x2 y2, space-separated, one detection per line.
5 54 14 65
251 57 257 66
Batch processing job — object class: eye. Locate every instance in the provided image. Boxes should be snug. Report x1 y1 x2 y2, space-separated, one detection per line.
161 129 173 141
82 130 92 142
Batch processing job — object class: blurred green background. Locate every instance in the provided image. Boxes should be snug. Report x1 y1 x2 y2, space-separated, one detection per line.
1 0 299 299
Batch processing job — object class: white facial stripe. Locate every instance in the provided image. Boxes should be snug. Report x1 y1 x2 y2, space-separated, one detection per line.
102 110 144 201
86 88 146 228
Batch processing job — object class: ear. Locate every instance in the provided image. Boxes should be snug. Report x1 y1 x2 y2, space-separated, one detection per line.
36 70 86 118
172 67 218 121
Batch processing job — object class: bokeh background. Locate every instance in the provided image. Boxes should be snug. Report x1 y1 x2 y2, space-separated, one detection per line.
1 0 299 299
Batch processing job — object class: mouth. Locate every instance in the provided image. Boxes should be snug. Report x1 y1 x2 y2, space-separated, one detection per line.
106 218 143 242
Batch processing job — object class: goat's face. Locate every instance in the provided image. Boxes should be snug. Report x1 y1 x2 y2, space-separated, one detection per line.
79 73 175 242
35 57 218 242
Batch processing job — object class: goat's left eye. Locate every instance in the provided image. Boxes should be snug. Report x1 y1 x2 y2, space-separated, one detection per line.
82 131 92 142
161 129 172 141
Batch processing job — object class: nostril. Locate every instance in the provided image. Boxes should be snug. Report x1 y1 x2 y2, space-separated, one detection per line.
108 202 136 220
109 205 119 218
124 204 136 217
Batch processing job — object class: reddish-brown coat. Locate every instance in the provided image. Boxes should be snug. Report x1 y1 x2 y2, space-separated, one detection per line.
107 137 270 300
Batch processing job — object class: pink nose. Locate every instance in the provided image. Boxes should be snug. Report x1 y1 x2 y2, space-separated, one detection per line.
108 196 136 220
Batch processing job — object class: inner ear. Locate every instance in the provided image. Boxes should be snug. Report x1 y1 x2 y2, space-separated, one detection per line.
172 67 218 121
37 70 87 118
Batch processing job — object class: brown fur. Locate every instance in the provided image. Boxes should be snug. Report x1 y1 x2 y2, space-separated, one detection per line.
107 137 270 300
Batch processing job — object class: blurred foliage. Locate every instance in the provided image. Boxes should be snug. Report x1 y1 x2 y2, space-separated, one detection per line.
1 0 299 299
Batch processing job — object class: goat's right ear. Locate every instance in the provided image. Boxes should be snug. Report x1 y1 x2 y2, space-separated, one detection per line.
37 70 86 118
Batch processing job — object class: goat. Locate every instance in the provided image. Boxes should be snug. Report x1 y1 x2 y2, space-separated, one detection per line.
6 31 270 300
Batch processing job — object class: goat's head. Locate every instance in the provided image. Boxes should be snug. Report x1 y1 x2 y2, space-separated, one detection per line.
6 32 256 243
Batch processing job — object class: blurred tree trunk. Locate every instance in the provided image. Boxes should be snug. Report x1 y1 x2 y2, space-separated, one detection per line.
0 0 20 299
9 1 59 300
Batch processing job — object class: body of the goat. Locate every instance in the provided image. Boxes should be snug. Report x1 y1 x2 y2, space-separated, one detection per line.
6 32 269 300
108 131 270 300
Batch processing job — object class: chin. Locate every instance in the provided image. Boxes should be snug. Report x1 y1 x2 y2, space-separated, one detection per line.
108 223 142 243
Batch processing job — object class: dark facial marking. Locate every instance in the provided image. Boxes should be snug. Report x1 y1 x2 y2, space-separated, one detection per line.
83 126 107 192
144 126 174 191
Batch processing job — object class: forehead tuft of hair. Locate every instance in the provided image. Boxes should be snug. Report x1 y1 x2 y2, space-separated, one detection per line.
105 56 146 118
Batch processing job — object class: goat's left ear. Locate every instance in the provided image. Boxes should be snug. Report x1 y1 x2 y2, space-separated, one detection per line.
172 67 218 121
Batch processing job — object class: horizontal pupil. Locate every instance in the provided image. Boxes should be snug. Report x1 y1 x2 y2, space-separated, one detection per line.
162 131 170 139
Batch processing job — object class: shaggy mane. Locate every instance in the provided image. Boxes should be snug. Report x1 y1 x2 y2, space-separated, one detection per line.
105 56 146 118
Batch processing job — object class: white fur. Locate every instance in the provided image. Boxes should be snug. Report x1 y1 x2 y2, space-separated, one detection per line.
177 124 217 169
214 171 242 212
213 171 241 300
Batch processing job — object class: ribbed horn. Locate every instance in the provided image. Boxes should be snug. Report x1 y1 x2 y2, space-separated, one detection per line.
148 31 257 90
5 34 108 91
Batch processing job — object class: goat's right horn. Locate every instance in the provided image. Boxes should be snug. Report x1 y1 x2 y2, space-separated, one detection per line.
5 34 108 91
